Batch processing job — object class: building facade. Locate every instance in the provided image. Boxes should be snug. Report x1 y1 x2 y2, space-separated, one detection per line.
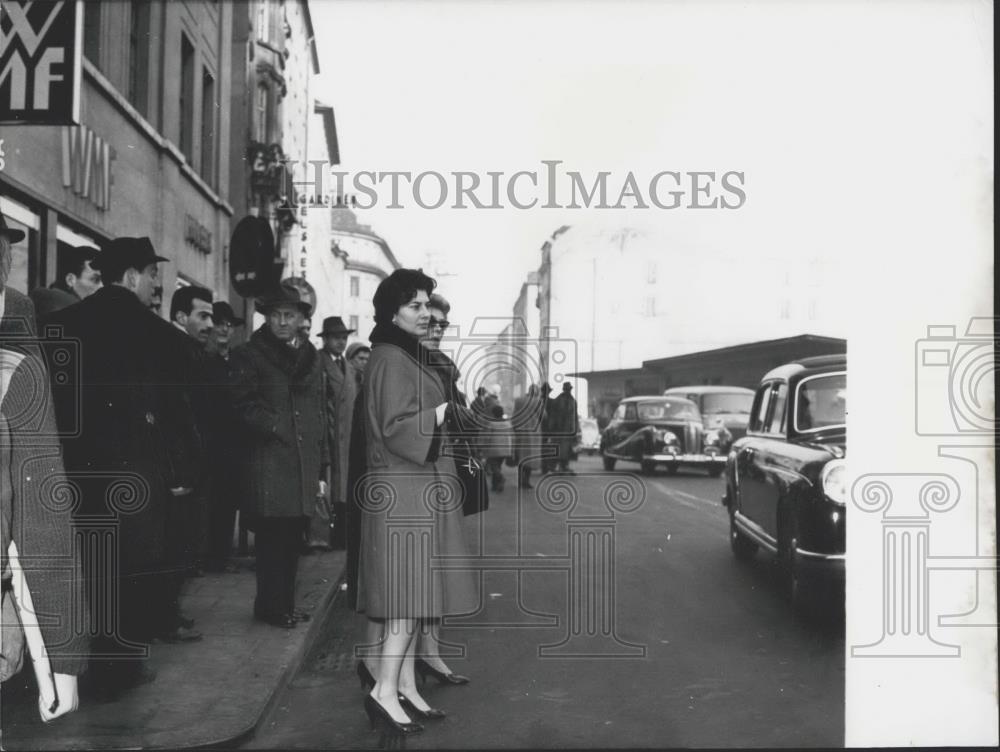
1 1 234 304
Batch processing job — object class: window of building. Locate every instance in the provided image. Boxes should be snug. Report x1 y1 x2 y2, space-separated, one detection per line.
349 275 360 297
643 296 655 317
349 315 359 332
127 0 150 115
779 298 791 320
257 0 271 42
646 261 656 284
255 82 270 142
179 34 196 163
83 2 101 68
200 68 216 187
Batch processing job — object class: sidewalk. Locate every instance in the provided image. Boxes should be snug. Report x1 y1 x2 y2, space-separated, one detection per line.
1 550 345 750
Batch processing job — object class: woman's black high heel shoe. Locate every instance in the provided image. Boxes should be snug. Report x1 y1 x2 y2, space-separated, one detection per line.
357 661 376 692
363 694 423 735
398 694 446 720
415 658 469 686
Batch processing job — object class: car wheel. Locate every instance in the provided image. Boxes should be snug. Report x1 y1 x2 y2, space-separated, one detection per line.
640 461 656 475
602 455 617 471
707 465 723 478
729 510 758 561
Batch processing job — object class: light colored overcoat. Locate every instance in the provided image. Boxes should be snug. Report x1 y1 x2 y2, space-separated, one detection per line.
356 338 476 619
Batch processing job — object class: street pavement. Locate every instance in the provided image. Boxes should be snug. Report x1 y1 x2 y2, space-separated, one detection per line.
245 455 845 749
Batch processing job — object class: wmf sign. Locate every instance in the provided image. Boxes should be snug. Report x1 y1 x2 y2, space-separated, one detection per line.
0 0 82 125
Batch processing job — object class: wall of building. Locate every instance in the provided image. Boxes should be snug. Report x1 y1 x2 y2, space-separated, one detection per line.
1 1 233 305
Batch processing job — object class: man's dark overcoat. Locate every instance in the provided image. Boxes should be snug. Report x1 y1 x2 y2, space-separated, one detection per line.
45 285 200 575
228 325 327 522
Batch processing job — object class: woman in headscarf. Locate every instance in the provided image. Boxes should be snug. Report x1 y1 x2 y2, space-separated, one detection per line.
354 270 475 736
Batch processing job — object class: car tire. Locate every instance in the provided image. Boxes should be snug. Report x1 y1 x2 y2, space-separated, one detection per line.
729 510 758 561
640 461 656 476
602 455 617 471
707 466 723 478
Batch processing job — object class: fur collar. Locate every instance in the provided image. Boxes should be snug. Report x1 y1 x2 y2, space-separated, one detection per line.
250 324 318 382
370 323 454 397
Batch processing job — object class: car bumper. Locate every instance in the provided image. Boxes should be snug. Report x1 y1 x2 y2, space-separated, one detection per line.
643 452 727 465
795 546 846 582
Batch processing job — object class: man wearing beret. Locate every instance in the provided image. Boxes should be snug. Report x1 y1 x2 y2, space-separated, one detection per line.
203 301 245 573
228 282 327 627
1 215 88 720
45 236 203 694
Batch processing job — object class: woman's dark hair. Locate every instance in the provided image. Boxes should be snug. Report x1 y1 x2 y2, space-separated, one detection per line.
372 268 436 326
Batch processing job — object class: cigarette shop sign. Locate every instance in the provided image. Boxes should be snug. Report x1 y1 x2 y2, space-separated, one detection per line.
0 0 82 125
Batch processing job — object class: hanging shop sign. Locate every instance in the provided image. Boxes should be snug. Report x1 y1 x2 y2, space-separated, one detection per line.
0 0 82 125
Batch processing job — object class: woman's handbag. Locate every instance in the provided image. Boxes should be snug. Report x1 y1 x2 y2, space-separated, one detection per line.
449 438 489 516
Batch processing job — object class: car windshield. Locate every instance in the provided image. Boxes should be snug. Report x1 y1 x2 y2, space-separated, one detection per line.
637 400 700 421
794 374 846 431
701 393 753 415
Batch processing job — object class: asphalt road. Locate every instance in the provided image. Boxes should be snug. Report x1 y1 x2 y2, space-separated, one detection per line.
246 454 844 749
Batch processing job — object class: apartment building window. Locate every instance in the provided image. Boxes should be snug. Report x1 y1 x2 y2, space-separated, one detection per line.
349 316 359 332
646 261 657 284
83 2 101 68
255 83 270 141
200 68 216 186
349 275 360 297
179 34 195 163
127 0 151 116
643 296 656 317
257 0 271 42
779 298 791 320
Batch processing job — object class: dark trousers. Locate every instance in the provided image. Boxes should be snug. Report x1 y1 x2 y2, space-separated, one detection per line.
207 480 239 568
254 516 306 618
166 494 204 573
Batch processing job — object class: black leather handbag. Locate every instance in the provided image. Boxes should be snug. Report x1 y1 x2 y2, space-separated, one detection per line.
448 438 489 516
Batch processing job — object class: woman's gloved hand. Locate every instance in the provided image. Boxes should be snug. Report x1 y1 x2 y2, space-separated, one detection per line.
444 401 480 433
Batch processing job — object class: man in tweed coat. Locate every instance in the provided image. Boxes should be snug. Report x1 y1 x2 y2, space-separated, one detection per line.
1 217 88 720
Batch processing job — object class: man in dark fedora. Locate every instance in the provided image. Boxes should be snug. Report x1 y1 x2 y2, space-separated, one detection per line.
45 236 203 695
203 301 244 573
311 315 356 551
228 282 327 627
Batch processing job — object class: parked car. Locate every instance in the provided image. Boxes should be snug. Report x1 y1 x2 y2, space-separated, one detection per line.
663 385 754 452
599 395 727 476
721 354 846 610
575 417 601 455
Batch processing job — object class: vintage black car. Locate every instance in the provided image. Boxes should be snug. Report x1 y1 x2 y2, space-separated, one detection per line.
663 385 754 452
722 354 846 609
600 395 727 476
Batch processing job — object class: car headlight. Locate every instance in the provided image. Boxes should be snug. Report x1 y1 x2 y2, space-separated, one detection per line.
821 459 847 505
704 430 720 446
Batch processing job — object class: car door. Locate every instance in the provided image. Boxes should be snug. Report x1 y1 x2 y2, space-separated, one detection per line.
755 381 789 541
735 381 784 539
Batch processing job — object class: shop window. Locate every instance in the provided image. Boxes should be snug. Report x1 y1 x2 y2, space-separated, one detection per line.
1 196 40 294
200 68 216 187
127 0 151 116
179 33 195 163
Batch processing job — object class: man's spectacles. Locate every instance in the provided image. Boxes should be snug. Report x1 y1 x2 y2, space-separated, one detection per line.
429 318 450 329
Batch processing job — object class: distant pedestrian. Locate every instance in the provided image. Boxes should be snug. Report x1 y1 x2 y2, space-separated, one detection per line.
228 282 327 628
204 302 245 573
550 383 580 474
512 383 545 489
316 316 357 551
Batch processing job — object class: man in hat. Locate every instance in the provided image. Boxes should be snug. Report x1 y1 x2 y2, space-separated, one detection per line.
550 382 581 474
312 316 357 551
45 236 203 694
203 301 244 572
1 215 88 719
228 282 327 627
30 244 103 319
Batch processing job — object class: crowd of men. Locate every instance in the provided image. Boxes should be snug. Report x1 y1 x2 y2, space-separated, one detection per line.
2 228 580 712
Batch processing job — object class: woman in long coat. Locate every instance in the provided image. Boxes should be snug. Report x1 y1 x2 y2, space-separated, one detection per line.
356 269 475 735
